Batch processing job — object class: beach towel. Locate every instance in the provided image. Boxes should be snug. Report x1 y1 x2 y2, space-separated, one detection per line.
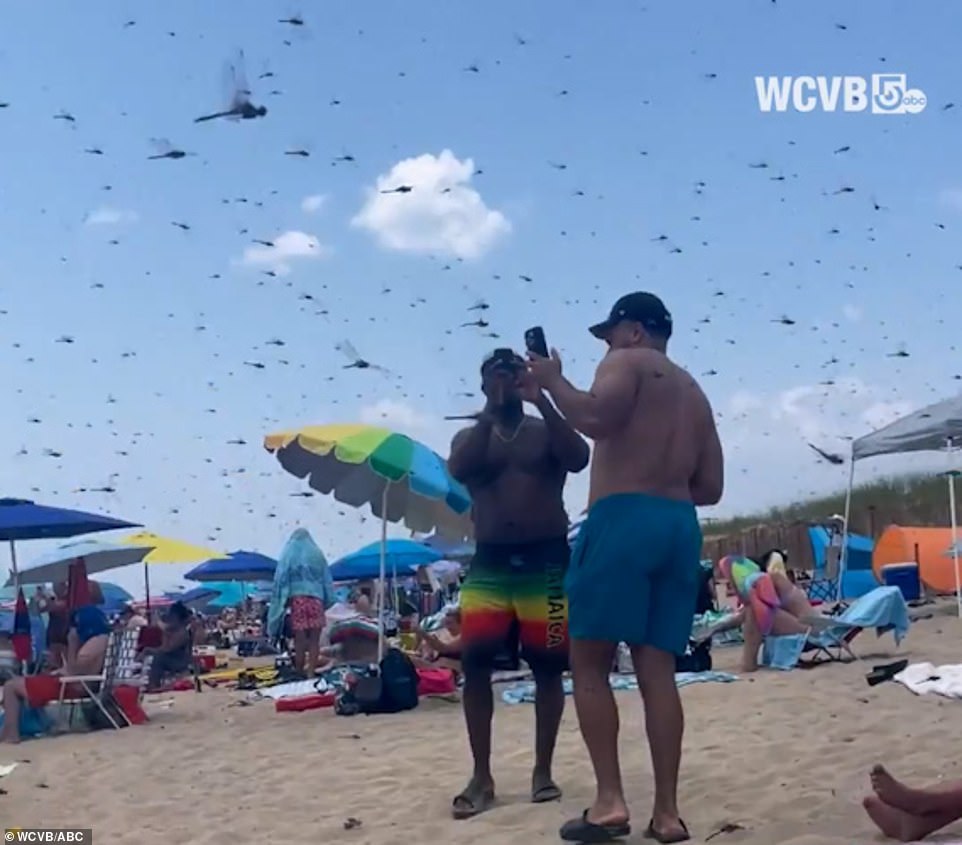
500 671 737 704
268 528 335 639
832 586 910 645
895 663 962 699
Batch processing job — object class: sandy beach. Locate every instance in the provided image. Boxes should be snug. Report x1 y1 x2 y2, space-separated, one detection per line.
4 608 962 845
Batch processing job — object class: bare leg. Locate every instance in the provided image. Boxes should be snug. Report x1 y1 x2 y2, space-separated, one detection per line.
531 670 564 801
304 628 320 676
570 639 628 826
863 795 962 841
769 609 811 636
872 765 962 815
741 602 762 672
453 664 495 818
0 677 25 743
772 573 814 618
633 644 688 840
292 630 307 672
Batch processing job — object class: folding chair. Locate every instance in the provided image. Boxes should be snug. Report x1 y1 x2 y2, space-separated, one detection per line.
58 630 128 729
760 616 862 670
807 545 840 603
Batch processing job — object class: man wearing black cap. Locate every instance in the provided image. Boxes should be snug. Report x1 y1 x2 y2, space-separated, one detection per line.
447 348 589 820
528 292 723 844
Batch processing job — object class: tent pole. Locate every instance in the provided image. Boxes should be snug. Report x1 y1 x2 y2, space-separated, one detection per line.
9 540 19 590
946 438 961 619
377 484 389 664
837 457 856 602
144 561 151 618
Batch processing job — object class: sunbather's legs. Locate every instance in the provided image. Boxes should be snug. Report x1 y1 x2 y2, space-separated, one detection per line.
741 601 762 672
872 765 962 815
292 630 307 672
863 795 962 841
0 676 26 743
304 627 320 676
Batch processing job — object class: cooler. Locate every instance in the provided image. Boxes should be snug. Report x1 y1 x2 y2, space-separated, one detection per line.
881 563 921 602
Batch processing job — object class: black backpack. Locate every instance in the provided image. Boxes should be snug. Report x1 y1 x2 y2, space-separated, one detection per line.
335 649 420 716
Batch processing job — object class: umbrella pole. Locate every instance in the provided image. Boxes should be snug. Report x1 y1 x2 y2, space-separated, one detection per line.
378 485 389 663
9 540 19 590
946 439 961 619
144 561 151 617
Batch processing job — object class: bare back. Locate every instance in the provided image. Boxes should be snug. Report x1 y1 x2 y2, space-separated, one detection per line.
589 348 713 505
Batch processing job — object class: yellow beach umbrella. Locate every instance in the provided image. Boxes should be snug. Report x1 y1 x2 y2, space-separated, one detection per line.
118 532 228 610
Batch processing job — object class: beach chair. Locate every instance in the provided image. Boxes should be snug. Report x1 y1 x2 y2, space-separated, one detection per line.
807 544 840 603
759 619 860 670
57 629 128 729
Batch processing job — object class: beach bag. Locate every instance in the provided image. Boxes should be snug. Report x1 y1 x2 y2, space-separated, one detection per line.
675 638 712 673
374 648 419 713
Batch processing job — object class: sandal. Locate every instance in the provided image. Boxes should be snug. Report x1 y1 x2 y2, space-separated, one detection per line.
560 810 631 842
451 786 494 820
644 818 690 843
866 659 908 687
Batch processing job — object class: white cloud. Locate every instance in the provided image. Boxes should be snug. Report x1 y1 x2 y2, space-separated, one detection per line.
301 194 326 214
842 304 862 322
84 207 138 226
238 230 328 276
939 188 962 211
704 377 938 519
351 149 510 259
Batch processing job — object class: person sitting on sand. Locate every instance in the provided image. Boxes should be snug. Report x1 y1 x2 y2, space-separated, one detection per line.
412 608 463 676
1 582 110 744
863 764 962 842
717 553 821 672
139 601 192 692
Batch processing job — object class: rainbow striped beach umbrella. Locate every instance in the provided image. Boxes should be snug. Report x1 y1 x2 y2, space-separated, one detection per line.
265 424 472 659
264 424 471 536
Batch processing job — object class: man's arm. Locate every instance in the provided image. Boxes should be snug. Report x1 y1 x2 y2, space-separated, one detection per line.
446 420 494 483
535 395 590 472
690 401 724 506
543 350 638 440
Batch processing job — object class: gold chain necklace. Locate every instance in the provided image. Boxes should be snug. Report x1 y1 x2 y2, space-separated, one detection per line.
493 416 527 443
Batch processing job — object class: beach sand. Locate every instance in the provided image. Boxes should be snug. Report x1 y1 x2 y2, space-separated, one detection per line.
5 607 962 844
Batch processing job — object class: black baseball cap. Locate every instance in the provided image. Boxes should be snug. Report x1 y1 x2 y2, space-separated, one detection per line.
589 292 673 340
481 348 525 375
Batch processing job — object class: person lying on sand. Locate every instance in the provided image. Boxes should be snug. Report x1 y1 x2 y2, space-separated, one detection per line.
409 609 463 677
863 764 962 842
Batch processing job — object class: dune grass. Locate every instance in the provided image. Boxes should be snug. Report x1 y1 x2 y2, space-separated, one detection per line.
704 473 958 538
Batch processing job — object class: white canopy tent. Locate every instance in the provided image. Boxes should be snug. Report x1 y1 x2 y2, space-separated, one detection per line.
839 394 962 613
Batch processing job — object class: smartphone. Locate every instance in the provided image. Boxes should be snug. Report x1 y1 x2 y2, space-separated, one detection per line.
524 326 549 358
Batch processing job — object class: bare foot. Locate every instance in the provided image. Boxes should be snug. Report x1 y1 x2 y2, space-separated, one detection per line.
871 765 931 814
862 795 955 842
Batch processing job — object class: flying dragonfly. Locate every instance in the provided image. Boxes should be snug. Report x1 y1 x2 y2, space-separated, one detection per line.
467 298 489 311
148 138 193 160
808 443 845 465
195 51 268 123
335 340 392 374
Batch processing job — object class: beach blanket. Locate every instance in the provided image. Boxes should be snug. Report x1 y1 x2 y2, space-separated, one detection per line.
895 663 962 699
500 671 737 704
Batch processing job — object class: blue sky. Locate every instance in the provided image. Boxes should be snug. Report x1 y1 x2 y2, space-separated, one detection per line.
2 1 961 595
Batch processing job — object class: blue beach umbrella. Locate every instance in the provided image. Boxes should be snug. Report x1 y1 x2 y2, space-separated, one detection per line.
0 498 140 587
184 550 277 583
330 538 443 582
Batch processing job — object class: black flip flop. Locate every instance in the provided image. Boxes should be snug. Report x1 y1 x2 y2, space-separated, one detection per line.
451 788 494 820
560 810 631 843
866 659 908 687
644 818 691 844
532 782 563 803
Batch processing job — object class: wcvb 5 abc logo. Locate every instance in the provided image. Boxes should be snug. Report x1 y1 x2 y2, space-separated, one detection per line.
872 74 927 114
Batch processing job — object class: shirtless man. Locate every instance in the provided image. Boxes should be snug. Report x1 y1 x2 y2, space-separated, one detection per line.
528 292 724 844
447 348 590 820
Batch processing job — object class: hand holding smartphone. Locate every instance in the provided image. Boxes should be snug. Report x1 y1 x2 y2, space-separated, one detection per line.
524 326 549 358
